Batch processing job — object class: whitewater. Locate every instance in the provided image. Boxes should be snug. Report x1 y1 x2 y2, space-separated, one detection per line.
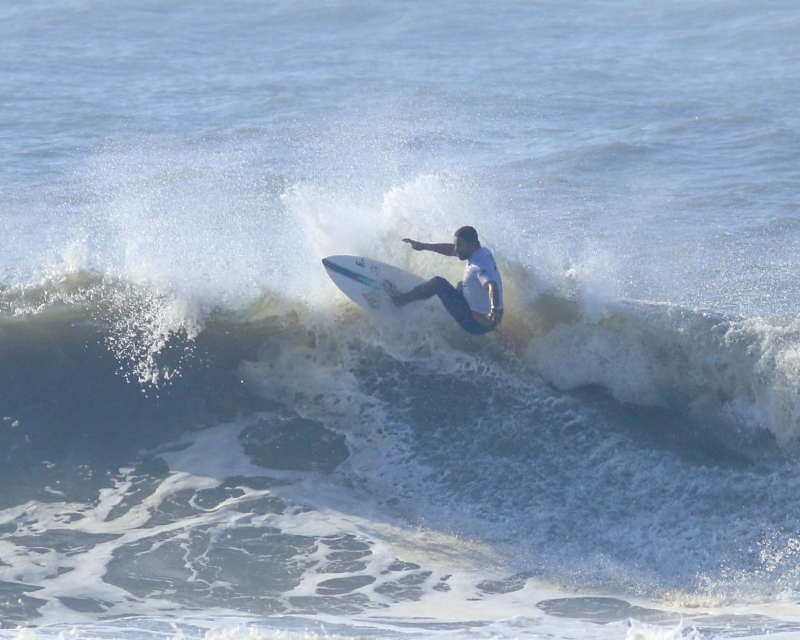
3 1 800 639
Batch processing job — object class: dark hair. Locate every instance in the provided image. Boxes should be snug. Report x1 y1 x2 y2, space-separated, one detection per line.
454 225 479 244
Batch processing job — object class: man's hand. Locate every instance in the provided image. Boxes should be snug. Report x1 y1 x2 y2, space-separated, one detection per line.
487 308 504 325
402 238 425 251
403 238 457 257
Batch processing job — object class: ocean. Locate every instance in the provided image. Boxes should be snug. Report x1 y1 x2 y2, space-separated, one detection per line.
3 1 800 638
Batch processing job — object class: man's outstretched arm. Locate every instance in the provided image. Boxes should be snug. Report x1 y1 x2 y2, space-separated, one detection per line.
402 238 456 256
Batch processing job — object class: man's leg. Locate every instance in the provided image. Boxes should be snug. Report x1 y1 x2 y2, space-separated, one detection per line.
388 277 494 335
435 278 496 335
388 276 448 307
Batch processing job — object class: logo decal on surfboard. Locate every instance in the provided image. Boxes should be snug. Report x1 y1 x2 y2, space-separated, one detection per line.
362 291 381 309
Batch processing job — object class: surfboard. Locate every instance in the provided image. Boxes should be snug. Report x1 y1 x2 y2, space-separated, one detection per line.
322 255 425 319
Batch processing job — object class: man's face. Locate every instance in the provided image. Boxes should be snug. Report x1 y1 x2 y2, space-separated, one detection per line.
453 235 475 260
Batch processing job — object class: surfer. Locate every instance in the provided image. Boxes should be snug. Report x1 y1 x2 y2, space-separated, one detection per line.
389 226 504 335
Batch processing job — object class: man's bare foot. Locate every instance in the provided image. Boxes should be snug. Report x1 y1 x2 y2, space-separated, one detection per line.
383 280 405 307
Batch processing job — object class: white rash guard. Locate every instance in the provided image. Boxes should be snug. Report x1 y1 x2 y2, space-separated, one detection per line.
461 247 503 314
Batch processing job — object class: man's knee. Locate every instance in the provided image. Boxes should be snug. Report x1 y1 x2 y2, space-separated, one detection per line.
428 276 453 296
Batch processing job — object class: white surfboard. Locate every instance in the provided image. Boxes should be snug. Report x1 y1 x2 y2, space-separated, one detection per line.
322 255 425 319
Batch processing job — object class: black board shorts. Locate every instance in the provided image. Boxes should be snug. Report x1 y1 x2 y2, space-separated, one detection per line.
435 278 497 336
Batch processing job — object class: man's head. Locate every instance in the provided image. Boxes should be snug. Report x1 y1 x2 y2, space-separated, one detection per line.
453 226 480 260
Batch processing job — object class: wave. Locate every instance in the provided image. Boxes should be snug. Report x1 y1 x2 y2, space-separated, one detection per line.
3 265 800 456
523 294 800 454
7 266 800 623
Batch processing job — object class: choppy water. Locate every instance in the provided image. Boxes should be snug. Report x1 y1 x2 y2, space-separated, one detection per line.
3 1 800 639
